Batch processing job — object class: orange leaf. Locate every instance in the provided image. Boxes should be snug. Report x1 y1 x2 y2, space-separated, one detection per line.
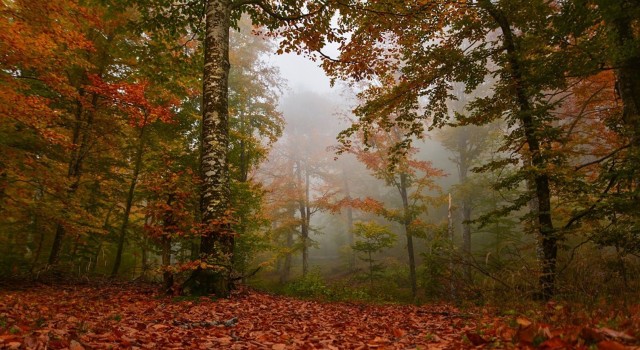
392 328 406 337
597 340 627 350
465 332 488 346
539 337 569 349
516 317 532 328
70 340 85 350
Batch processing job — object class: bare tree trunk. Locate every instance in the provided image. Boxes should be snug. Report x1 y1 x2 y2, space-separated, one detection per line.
186 0 233 296
161 193 176 291
457 130 472 281
280 228 294 283
448 193 456 296
368 251 373 286
161 235 173 290
280 198 296 284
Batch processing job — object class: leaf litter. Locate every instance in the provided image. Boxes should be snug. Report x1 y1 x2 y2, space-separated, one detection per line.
0 283 639 349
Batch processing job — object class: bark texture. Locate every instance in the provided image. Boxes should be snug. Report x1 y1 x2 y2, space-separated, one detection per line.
611 2 640 201
185 0 233 296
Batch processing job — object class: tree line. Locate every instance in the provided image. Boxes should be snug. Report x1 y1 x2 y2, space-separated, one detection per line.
1 0 638 301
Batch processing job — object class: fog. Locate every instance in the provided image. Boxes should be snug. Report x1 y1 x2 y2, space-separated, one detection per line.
256 51 470 288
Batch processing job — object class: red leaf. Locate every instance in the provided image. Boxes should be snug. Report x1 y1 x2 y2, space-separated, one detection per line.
392 328 406 338
465 331 488 346
539 337 570 349
597 340 627 350
70 340 85 350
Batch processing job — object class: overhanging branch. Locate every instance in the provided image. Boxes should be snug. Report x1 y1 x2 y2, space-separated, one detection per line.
232 0 327 20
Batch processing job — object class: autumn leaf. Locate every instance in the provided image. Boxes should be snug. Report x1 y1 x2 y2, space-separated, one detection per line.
517 317 533 328
465 331 488 346
597 340 628 350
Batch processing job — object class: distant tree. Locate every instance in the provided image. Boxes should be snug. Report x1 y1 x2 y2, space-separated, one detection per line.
351 221 396 286
437 101 495 280
317 0 611 300
343 120 446 299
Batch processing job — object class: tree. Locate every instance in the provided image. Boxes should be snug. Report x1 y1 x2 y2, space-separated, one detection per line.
0 0 148 272
556 1 640 254
100 80 177 277
140 0 332 296
227 18 285 278
342 120 446 299
311 0 604 300
351 221 396 286
258 90 343 280
437 86 496 280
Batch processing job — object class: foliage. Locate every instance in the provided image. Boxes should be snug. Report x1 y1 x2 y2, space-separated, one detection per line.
351 221 396 284
281 271 332 298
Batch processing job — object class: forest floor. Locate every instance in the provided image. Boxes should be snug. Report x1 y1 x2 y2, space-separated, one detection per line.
0 282 639 349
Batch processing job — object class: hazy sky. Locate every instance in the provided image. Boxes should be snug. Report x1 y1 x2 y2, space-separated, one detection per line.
268 50 339 97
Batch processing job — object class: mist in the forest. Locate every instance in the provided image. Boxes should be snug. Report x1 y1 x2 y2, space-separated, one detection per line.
255 55 473 284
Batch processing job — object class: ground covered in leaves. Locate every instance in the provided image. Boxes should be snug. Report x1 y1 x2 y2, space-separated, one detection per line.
1 282 639 349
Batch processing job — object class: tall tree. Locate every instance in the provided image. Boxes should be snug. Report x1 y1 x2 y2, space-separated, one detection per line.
141 0 331 295
313 0 602 299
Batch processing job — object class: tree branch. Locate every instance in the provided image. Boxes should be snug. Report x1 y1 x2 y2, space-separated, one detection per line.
574 144 630 171
233 0 327 20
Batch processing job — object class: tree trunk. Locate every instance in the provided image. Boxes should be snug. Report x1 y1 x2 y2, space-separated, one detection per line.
140 243 148 281
481 1 557 299
457 129 472 280
448 193 456 296
161 235 173 291
111 122 147 277
399 172 417 299
279 162 297 284
610 5 640 198
343 170 355 270
185 0 233 296
161 193 176 292
368 251 373 286
280 228 294 283
49 92 98 265
296 160 311 277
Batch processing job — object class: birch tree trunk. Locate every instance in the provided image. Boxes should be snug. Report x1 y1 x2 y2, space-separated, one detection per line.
185 0 233 296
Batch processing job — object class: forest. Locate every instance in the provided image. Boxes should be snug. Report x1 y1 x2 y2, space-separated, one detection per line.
1 0 639 349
